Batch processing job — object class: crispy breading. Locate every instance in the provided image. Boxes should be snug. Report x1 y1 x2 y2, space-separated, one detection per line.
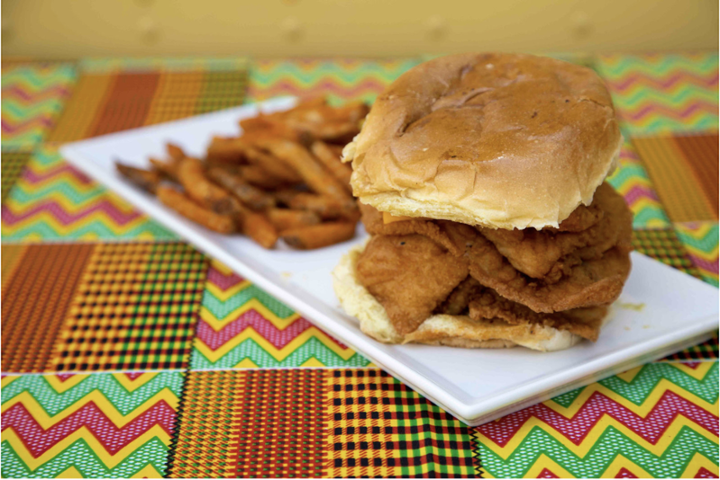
467 285 608 341
356 183 633 333
356 234 468 335
478 183 632 281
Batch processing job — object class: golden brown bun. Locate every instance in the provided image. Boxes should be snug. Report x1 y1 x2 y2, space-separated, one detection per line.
332 243 615 352
343 53 623 229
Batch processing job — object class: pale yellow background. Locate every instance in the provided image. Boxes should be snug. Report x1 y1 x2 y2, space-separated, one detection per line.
2 0 718 58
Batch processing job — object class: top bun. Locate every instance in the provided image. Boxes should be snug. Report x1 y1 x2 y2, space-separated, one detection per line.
343 53 622 230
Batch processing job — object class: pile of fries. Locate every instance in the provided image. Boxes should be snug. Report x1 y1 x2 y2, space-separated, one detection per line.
116 98 368 249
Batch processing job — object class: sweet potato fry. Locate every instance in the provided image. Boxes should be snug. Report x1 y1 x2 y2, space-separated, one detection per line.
311 141 353 192
177 157 237 215
289 192 357 219
166 143 187 162
244 146 303 184
206 167 276 211
280 222 356 249
256 138 351 201
115 162 161 193
238 165 289 189
157 186 236 234
273 188 303 207
239 115 273 132
206 137 245 164
149 157 179 182
236 205 278 249
266 208 321 230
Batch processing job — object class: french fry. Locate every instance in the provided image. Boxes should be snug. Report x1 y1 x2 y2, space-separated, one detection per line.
206 167 276 211
273 188 303 207
177 157 237 215
239 115 273 132
166 143 187 162
289 192 357 219
280 222 356 250
256 138 351 201
236 205 278 249
238 165 289 189
266 208 321 230
149 157 180 182
157 186 236 234
243 146 303 184
206 137 245 164
115 162 161 193
311 141 353 193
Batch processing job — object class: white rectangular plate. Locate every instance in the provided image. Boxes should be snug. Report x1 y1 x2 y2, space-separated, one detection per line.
61 97 719 426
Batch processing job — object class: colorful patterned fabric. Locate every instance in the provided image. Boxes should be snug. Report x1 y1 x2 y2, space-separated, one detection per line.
190 260 371 369
606 140 671 228
1 151 31 203
632 135 718 222
1 64 76 150
675 222 720 287
596 53 719 135
47 65 248 143
247 58 421 105
475 362 719 478
1 242 206 373
631 228 701 278
663 333 719 363
1 146 175 241
1 53 718 478
1 371 183 478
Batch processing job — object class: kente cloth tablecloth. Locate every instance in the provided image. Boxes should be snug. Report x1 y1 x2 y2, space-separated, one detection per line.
1 54 718 478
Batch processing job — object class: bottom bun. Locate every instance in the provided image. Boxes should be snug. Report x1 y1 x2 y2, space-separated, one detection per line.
332 242 612 352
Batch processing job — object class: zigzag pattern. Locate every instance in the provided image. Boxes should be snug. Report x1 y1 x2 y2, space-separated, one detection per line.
1 146 175 241
190 260 371 369
0 372 182 477
476 362 719 478
675 222 719 286
248 58 420 104
607 141 670 228
596 53 718 135
1 64 76 149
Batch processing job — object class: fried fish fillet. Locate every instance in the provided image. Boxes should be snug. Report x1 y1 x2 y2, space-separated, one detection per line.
356 234 468 335
478 183 632 282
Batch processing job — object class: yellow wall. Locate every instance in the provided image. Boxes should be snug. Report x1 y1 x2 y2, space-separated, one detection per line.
2 0 718 59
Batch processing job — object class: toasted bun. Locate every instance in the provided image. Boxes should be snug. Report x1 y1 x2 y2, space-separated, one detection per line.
343 53 623 229
332 243 596 352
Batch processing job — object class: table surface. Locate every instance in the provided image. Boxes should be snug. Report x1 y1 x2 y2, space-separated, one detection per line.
1 53 718 479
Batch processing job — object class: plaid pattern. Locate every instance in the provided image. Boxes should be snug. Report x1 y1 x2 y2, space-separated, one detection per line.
632 135 719 222
1 243 95 373
1 151 30 203
48 242 207 372
326 369 477 478
663 332 719 362
168 370 240 478
631 228 701 277
46 68 247 142
168 369 327 478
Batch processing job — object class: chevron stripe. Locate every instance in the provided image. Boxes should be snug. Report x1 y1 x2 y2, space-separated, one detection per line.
478 424 717 478
1 438 167 478
0 371 181 477
1 372 183 416
1 64 76 149
675 222 720 286
248 58 420 104
596 53 718 135
607 141 671 228
476 362 719 478
191 261 370 368
1 146 175 241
